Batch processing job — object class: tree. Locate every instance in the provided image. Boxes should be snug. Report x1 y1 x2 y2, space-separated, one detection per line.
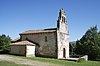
0 34 11 53
69 41 76 55
75 26 100 60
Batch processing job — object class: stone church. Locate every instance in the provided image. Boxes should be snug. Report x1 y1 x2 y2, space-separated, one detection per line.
10 8 69 59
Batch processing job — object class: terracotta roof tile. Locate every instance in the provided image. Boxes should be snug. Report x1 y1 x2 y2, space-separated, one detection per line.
20 28 56 35
11 40 35 46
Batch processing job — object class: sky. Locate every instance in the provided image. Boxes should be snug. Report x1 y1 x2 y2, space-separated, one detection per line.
0 0 100 41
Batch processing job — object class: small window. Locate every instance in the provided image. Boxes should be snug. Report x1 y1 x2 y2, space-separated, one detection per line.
64 17 66 23
62 16 64 22
45 36 47 42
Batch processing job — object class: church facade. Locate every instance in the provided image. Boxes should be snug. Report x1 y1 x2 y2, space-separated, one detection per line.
10 8 69 59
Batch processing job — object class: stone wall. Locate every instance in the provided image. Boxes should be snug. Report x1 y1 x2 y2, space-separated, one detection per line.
57 30 69 59
10 45 26 55
20 32 57 58
57 8 69 59
26 45 35 57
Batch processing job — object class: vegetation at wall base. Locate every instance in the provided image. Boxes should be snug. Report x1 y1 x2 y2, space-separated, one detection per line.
76 58 86 62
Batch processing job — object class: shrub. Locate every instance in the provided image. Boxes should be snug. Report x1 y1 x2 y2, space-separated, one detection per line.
77 58 86 62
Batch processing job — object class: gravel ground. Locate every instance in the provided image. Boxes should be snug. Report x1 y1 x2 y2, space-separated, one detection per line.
0 55 61 66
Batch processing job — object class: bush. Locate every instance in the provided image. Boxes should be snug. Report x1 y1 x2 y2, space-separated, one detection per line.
77 58 86 62
0 34 11 54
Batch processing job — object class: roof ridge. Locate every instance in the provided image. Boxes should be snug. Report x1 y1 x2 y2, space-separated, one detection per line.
20 28 57 35
11 40 35 46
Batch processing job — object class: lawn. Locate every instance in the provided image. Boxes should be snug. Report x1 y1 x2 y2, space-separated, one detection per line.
3 54 100 66
26 56 100 66
0 61 27 66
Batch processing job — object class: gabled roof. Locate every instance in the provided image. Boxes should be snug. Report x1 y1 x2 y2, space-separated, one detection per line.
20 28 57 35
11 37 21 43
11 40 35 46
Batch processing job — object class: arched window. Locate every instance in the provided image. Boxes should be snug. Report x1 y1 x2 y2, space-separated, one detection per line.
64 17 66 23
62 16 64 22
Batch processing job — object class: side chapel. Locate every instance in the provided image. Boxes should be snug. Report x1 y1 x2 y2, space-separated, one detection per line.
10 8 69 59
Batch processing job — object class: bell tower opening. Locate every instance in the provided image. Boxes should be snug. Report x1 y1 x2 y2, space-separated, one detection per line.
57 8 67 30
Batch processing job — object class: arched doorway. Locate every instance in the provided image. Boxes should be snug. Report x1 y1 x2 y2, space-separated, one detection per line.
63 48 66 58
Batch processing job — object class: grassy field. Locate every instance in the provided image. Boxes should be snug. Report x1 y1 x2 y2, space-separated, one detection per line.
0 61 27 66
26 56 100 66
2 55 100 66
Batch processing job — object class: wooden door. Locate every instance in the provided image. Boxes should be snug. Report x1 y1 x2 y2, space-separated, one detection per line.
63 48 66 58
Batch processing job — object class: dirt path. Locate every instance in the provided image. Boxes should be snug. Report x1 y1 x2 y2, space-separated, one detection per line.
0 55 61 66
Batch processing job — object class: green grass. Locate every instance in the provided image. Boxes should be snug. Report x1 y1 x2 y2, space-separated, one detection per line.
4 54 100 66
0 61 28 66
26 57 100 66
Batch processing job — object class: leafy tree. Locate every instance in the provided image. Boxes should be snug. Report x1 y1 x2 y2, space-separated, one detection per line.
69 41 76 55
75 26 100 60
0 34 11 53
